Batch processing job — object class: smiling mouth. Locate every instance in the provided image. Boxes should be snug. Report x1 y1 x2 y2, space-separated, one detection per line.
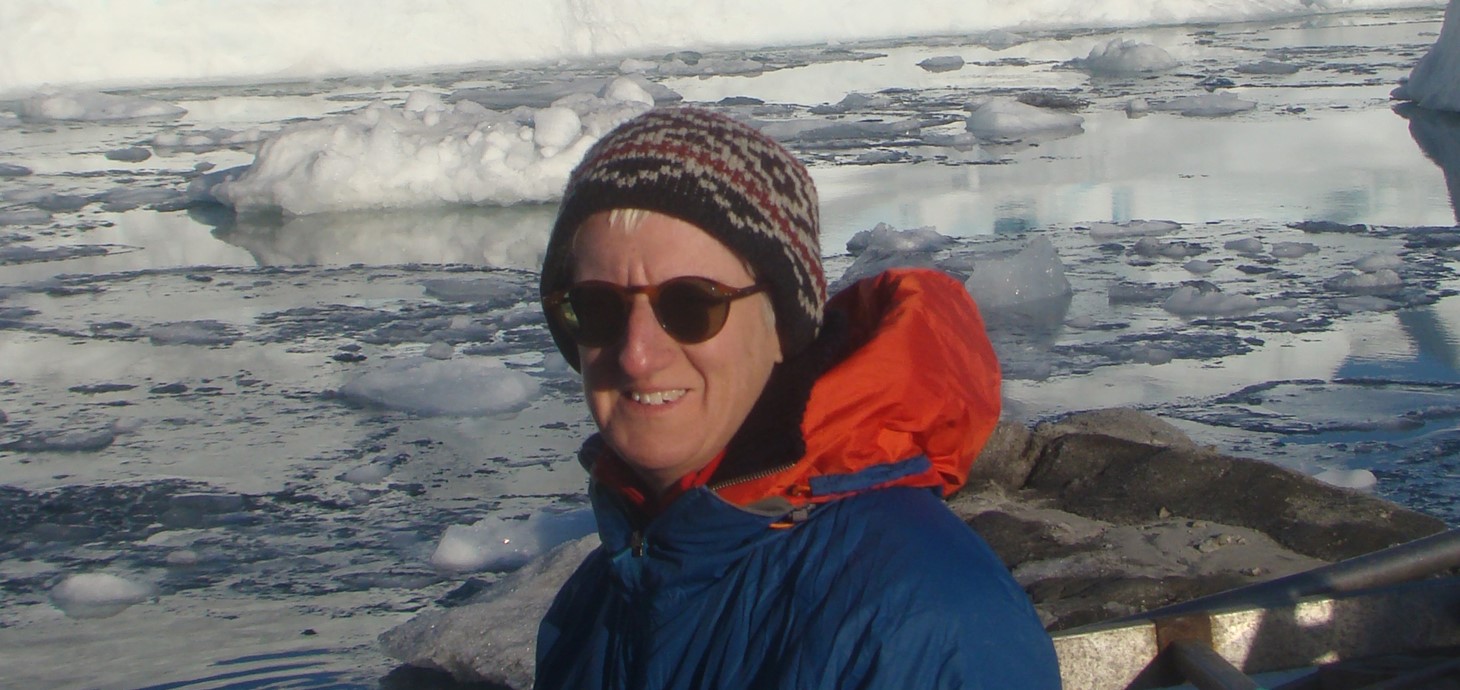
629 389 688 406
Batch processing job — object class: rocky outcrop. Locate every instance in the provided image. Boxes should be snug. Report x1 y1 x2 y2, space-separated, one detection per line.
955 409 1447 630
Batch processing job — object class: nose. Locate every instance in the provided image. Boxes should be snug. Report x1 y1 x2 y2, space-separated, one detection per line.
617 295 675 377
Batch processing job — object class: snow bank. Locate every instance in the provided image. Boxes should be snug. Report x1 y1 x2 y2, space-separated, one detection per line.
1393 0 1460 112
197 83 653 215
0 0 1441 94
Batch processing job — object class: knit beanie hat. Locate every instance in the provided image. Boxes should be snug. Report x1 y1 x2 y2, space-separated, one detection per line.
540 107 825 370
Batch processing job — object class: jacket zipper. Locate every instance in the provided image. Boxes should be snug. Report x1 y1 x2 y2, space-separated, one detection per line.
707 462 799 493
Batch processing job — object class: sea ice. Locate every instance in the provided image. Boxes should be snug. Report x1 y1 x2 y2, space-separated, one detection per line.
430 509 596 573
1392 0 1460 112
147 320 242 346
1163 285 1259 316
1088 219 1182 240
1133 237 1204 259
202 82 652 215
337 356 540 417
1224 238 1265 254
1271 241 1318 258
1184 259 1218 275
1355 253 1404 271
1150 92 1258 117
918 55 966 72
965 236 1073 310
0 163 32 177
758 116 921 143
964 99 1084 139
1077 38 1178 75
50 573 155 619
18 91 185 121
1313 468 1378 490
845 222 955 255
1236 60 1302 75
1328 269 1403 292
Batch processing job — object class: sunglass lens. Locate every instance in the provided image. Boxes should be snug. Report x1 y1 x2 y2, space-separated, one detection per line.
657 279 728 344
566 284 628 347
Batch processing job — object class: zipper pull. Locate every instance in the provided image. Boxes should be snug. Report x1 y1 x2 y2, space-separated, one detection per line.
630 531 645 557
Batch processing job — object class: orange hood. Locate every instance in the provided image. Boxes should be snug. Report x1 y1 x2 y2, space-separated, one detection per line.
715 267 1001 507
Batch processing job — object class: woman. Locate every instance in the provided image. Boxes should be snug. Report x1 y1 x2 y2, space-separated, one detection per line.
536 107 1060 689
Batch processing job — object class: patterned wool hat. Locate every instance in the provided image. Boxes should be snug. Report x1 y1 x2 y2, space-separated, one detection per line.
540 107 825 370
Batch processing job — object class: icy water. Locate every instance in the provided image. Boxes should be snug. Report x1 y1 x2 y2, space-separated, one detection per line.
2 8 1459 689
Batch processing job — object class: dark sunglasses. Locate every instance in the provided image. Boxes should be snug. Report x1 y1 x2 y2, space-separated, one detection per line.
544 276 766 347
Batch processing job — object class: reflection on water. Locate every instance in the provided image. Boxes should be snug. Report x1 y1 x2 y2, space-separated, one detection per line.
1398 103 1460 224
201 204 557 270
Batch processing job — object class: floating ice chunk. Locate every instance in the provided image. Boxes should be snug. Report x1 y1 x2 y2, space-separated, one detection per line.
965 99 1083 139
1133 237 1204 259
846 222 954 256
1224 238 1264 254
811 92 896 114
430 509 596 573
981 29 1026 50
1271 241 1318 258
50 573 155 619
339 461 393 484
382 535 599 689
425 342 455 360
1087 219 1180 240
1150 92 1257 117
105 147 152 163
1126 98 1152 117
152 127 267 152
0 163 32 177
1237 60 1301 75
618 57 657 74
1355 253 1404 272
147 320 241 346
1328 269 1402 292
1 427 116 452
759 116 920 142
1313 468 1377 491
1391 0 1460 112
965 236 1073 310
1130 347 1175 365
597 76 655 106
1184 259 1217 275
19 91 186 122
1078 38 1177 75
918 55 965 72
338 356 539 417
205 86 650 215
532 107 582 151
1163 285 1259 316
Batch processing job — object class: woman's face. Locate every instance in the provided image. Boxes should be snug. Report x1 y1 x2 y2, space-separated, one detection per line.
570 210 782 493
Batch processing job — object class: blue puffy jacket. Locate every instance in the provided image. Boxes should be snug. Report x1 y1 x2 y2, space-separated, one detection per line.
535 269 1061 689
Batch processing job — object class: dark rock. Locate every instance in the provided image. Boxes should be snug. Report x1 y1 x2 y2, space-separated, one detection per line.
149 382 188 394
967 421 1039 490
1024 433 1445 561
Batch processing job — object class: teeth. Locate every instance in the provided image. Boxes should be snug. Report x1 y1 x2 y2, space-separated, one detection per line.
629 389 686 405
